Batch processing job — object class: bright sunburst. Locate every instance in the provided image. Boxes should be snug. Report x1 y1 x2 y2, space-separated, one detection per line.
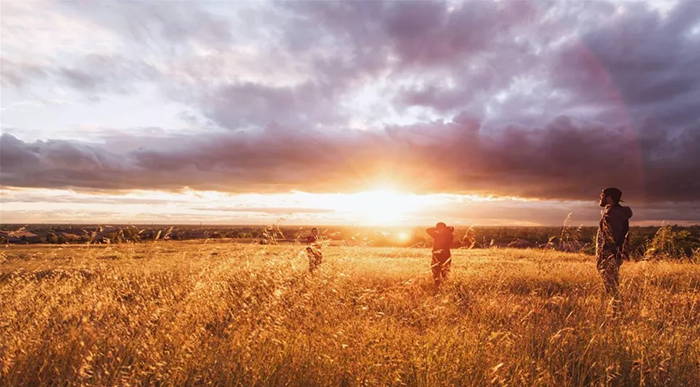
343 190 410 225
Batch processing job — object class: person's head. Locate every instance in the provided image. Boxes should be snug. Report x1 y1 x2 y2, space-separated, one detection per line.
436 222 447 230
600 187 622 207
311 227 319 236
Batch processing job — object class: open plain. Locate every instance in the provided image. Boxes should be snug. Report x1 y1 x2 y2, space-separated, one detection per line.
1 241 699 386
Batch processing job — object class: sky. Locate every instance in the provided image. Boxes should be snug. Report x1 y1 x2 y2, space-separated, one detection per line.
1 0 699 227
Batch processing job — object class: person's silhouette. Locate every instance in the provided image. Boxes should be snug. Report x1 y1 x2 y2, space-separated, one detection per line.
426 222 454 287
596 188 633 299
305 227 323 273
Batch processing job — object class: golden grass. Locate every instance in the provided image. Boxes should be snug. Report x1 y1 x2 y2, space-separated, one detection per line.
1 242 699 386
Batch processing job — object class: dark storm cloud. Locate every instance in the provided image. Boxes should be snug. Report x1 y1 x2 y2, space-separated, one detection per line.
179 0 700 133
541 1 700 130
276 0 541 120
2 0 699 210
165 0 538 130
579 1 700 129
254 0 539 126
392 0 700 130
281 0 535 69
2 112 699 202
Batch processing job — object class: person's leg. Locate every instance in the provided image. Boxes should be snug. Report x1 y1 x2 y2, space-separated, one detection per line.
431 254 442 287
609 261 620 295
597 255 619 294
307 247 316 273
596 257 620 317
607 261 622 316
609 260 621 302
441 258 452 281
313 250 322 271
597 256 623 316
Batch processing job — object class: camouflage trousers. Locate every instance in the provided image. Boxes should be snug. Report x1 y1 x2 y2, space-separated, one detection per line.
307 247 323 273
431 254 452 286
596 254 621 296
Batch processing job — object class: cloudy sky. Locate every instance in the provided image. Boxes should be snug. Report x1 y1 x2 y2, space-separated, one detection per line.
1 0 699 226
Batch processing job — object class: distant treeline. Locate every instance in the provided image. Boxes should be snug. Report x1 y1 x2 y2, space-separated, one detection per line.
1 224 698 260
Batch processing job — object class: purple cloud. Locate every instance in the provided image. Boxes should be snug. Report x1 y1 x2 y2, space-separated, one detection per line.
1 0 699 211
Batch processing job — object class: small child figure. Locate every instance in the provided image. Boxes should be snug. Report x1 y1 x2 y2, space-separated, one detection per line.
305 227 323 273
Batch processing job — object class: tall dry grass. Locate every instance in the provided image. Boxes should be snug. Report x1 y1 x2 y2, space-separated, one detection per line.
1 242 699 386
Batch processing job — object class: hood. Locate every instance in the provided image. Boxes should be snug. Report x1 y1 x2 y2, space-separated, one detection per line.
610 205 633 219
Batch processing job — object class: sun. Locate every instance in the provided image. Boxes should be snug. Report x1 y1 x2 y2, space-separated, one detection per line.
345 190 410 225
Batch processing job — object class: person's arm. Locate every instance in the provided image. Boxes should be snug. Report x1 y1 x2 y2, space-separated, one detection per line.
426 227 439 238
607 211 627 249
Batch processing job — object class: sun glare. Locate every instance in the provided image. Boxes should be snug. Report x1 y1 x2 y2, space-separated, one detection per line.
344 190 409 225
2 187 511 225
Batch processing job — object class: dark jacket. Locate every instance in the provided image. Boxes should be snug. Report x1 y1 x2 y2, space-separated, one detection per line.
427 227 454 261
596 204 633 262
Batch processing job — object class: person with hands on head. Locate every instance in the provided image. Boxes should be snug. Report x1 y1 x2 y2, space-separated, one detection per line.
426 222 455 288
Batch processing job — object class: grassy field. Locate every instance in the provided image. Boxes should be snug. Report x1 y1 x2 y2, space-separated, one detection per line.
1 242 699 387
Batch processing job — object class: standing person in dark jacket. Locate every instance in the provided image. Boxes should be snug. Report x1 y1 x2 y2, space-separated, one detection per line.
596 188 633 297
427 222 454 287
